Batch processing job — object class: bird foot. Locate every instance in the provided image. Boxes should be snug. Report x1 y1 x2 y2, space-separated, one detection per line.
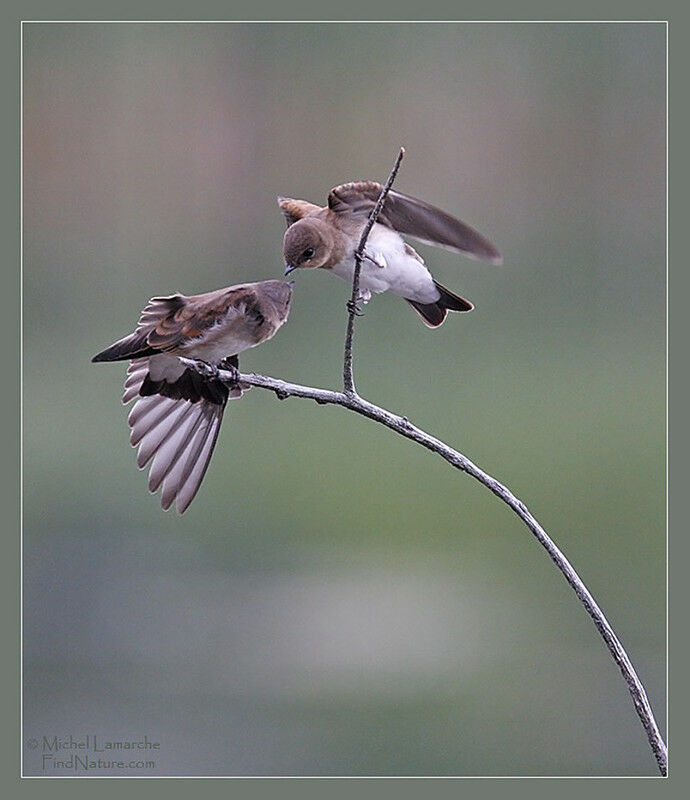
192 360 221 381
347 299 365 317
193 359 242 388
363 249 387 269
219 360 241 386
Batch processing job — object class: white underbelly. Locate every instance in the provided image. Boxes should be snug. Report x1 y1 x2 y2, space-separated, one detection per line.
331 225 439 304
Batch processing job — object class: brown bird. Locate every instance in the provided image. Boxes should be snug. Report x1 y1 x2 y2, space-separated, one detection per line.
92 280 293 514
280 181 502 327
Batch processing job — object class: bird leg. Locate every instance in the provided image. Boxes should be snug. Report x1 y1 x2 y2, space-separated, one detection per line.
219 355 242 387
190 359 221 381
189 357 242 389
362 249 387 269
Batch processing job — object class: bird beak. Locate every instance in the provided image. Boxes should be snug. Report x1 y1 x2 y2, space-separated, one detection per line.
284 263 297 276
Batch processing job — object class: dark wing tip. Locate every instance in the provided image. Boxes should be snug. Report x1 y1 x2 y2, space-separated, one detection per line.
467 242 503 265
454 241 503 265
486 248 503 266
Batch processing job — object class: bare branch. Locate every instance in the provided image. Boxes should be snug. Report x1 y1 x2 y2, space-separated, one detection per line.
179 358 667 776
343 147 405 396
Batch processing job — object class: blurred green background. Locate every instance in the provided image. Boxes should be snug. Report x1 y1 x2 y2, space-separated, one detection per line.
22 23 665 776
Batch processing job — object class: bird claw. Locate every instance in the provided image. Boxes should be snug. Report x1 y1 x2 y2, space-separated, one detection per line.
193 360 221 381
220 363 241 386
195 359 242 387
363 249 387 269
347 299 365 317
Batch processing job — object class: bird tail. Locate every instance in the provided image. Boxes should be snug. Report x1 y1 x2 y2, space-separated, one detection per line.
405 281 474 328
122 358 230 514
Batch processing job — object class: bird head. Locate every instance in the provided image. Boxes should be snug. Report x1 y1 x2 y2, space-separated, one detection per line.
283 218 333 274
254 279 294 324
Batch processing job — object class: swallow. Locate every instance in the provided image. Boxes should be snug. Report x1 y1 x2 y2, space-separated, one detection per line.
279 181 502 327
92 280 293 514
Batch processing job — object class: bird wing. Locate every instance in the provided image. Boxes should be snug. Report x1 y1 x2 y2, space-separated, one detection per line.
277 196 322 227
93 286 259 361
122 358 231 514
144 286 259 352
327 181 503 264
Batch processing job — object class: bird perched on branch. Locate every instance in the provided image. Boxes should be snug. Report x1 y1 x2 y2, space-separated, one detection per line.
279 181 502 327
92 280 293 514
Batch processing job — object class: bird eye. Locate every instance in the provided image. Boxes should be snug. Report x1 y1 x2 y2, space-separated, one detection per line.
303 247 315 260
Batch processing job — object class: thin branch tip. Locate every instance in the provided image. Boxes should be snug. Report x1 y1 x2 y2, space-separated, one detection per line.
343 149 406 395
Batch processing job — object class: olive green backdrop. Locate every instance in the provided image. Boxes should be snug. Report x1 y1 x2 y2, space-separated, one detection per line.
22 22 665 776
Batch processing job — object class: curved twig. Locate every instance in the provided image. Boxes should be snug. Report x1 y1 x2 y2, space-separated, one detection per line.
177 363 667 775
177 147 667 775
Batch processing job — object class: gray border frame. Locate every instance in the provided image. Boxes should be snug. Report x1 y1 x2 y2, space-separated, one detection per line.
9 3 681 795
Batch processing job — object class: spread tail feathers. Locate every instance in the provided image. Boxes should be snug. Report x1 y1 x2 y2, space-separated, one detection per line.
406 280 474 328
122 358 231 514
